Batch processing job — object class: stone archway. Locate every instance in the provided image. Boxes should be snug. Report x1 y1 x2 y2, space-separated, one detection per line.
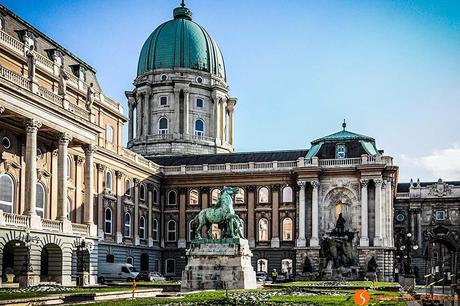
425 239 458 284
1 240 27 283
322 187 359 234
40 243 62 283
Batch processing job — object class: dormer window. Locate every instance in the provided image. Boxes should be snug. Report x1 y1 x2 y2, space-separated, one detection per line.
70 65 85 81
336 144 346 159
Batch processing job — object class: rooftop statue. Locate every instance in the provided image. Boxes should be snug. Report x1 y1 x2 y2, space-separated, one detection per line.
193 186 244 240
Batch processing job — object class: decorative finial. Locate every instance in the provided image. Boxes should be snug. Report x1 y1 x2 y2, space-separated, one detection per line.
342 119 346 131
181 0 185 7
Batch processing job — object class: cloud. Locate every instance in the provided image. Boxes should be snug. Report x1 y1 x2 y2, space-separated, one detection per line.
400 145 460 181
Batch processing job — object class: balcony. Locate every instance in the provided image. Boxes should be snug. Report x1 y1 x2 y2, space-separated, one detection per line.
0 211 92 237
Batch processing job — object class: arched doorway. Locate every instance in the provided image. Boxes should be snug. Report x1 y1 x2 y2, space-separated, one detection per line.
40 244 62 283
425 239 457 284
2 240 27 283
140 253 149 272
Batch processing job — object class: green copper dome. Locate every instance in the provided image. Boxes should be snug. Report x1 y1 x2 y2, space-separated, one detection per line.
137 4 226 79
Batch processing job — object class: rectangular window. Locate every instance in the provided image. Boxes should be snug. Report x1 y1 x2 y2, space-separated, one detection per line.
336 144 346 159
196 98 204 108
435 211 446 221
159 96 168 106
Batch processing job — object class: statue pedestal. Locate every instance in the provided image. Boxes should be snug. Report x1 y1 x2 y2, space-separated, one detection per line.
181 238 257 291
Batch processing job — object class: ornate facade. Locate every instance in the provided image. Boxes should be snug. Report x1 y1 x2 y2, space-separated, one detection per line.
0 3 458 287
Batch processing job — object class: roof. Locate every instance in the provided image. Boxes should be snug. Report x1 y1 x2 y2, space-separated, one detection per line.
311 129 375 145
397 181 460 192
149 149 308 166
137 4 226 79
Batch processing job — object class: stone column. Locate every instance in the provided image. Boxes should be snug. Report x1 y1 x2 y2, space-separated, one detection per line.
227 98 236 145
115 171 123 243
296 181 306 247
178 189 186 248
247 186 255 247
136 96 142 139
174 89 181 135
374 178 383 246
57 132 72 232
271 185 280 248
24 120 42 228
134 179 140 245
214 99 221 142
96 164 105 238
310 180 320 247
148 189 153 247
128 97 134 141
143 93 149 137
220 101 226 141
385 179 392 247
416 209 422 249
83 145 96 236
360 179 369 246
183 90 190 135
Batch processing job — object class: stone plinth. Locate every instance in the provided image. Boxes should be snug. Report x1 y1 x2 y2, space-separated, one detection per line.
181 238 257 291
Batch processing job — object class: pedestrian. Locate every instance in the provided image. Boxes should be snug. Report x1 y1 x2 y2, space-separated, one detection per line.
271 269 278 283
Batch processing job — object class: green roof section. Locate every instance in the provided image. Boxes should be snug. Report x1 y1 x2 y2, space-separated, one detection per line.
311 120 375 145
137 3 226 79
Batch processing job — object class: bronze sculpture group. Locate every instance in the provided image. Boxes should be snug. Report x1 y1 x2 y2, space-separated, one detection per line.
193 186 245 240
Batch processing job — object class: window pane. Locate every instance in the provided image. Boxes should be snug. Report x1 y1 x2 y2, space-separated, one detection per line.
235 188 245 204
189 189 199 205
282 218 293 240
211 189 220 205
259 188 269 203
196 98 203 108
258 218 269 241
282 187 293 202
168 191 176 205
0 175 13 203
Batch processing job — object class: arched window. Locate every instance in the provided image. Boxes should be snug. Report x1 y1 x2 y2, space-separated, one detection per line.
235 188 245 204
106 254 114 263
152 219 159 241
258 218 269 241
281 259 293 273
153 189 158 204
282 186 293 203
211 224 221 239
125 178 131 196
36 183 45 218
139 184 146 201
189 189 199 205
106 171 113 190
0 174 14 213
282 218 293 241
211 188 220 205
66 156 71 179
126 256 134 265
139 216 146 239
165 258 175 274
66 197 72 221
168 190 176 205
167 220 176 242
106 125 114 143
258 187 269 203
257 259 268 273
194 119 204 137
105 208 112 234
158 117 168 134
124 212 132 237
188 220 194 241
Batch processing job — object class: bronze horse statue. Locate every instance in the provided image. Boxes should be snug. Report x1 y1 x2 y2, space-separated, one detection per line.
193 186 244 240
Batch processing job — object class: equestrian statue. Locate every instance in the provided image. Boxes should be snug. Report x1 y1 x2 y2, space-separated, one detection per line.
193 186 245 240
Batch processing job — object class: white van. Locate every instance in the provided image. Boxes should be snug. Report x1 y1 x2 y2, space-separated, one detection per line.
98 263 139 283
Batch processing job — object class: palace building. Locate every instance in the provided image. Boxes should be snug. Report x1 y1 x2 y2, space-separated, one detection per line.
0 3 458 286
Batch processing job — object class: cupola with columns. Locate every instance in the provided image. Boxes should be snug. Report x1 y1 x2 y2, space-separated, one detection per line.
126 1 236 157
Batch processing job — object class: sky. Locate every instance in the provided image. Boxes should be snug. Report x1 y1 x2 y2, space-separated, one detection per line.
3 0 460 182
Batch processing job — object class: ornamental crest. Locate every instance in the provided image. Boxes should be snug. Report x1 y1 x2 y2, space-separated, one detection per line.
428 179 453 197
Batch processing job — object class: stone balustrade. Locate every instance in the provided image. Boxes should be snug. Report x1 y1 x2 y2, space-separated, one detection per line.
0 211 91 236
0 29 120 111
160 155 394 175
396 192 410 198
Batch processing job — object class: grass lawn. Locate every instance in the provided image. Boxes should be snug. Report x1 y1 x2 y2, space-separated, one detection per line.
275 281 398 288
0 286 136 300
85 288 405 305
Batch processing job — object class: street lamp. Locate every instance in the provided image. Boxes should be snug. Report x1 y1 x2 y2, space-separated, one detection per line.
396 232 418 275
